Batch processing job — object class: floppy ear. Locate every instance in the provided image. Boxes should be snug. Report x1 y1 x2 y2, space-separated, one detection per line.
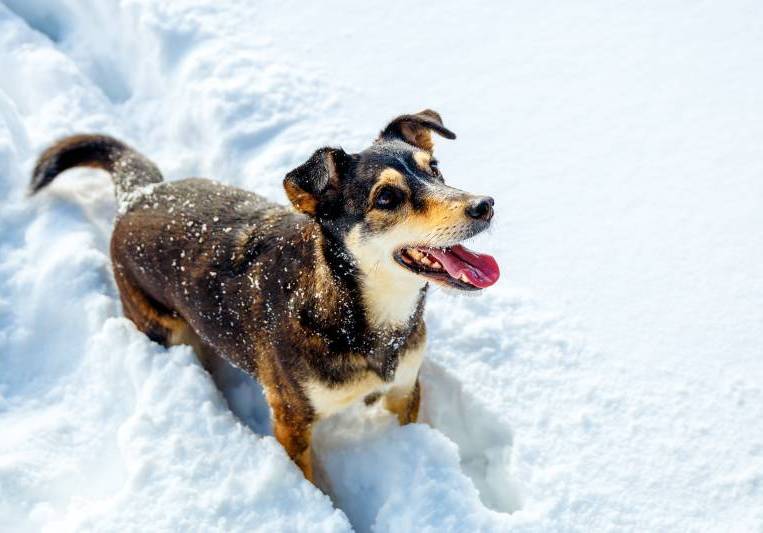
379 109 456 152
283 147 346 216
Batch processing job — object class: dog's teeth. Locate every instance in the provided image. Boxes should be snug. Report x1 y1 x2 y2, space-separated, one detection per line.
459 273 470 283
420 257 432 266
431 261 442 269
409 249 423 260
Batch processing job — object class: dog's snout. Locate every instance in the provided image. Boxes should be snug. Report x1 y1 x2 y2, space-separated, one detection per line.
466 196 494 221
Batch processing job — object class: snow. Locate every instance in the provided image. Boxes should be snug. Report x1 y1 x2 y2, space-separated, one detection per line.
1 1 762 532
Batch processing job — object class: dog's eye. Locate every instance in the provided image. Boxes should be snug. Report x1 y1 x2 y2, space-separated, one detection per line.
374 186 403 210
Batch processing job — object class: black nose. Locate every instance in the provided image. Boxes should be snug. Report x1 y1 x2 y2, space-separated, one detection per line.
466 196 494 221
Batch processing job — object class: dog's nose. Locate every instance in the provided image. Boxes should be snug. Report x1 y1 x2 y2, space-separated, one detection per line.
466 196 494 221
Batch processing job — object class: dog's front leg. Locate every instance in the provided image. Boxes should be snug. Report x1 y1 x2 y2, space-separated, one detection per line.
267 391 315 482
384 378 421 425
273 418 314 483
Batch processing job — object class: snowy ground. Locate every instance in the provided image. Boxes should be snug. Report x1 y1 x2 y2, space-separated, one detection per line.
1 1 762 531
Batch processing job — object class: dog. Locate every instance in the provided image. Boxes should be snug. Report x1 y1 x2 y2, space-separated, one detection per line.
30 110 500 482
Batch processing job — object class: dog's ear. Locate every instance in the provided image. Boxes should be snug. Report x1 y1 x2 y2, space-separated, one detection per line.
283 147 347 216
379 109 456 152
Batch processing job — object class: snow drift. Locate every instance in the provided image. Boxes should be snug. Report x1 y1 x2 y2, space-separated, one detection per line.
1 1 762 532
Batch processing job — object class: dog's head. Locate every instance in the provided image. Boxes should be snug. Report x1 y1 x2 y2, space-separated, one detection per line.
284 110 500 295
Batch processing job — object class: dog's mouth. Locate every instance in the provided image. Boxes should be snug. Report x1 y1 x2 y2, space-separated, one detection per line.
394 244 500 290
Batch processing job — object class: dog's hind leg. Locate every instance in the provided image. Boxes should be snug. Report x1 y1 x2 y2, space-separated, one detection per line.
113 263 188 348
113 263 219 372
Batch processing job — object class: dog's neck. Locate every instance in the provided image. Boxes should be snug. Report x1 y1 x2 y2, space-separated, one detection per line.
309 223 426 378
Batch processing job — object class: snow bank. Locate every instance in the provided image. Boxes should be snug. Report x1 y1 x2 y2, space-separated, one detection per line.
1 1 762 532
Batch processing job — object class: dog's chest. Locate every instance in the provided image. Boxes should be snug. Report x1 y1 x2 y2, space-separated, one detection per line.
306 342 425 419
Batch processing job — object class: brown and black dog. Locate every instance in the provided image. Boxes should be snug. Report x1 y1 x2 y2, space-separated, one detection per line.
30 110 500 482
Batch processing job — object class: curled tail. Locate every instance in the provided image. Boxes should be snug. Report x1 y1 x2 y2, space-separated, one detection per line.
30 134 163 202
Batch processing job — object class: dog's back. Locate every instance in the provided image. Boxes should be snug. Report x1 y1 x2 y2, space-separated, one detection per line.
110 177 316 373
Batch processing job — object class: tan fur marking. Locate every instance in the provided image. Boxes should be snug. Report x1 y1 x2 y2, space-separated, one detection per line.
263 382 315 483
114 264 187 344
401 123 434 152
415 194 470 228
284 180 318 215
371 168 409 197
413 151 432 172
273 418 314 483
297 447 314 483
167 323 218 369
385 380 420 424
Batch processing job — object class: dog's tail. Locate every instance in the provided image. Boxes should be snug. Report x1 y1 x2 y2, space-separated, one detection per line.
30 134 163 201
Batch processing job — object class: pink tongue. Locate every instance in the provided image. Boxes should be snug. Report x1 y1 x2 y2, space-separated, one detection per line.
423 244 500 288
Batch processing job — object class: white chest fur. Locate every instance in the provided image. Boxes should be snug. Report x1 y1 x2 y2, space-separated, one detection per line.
305 342 425 419
343 226 427 327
